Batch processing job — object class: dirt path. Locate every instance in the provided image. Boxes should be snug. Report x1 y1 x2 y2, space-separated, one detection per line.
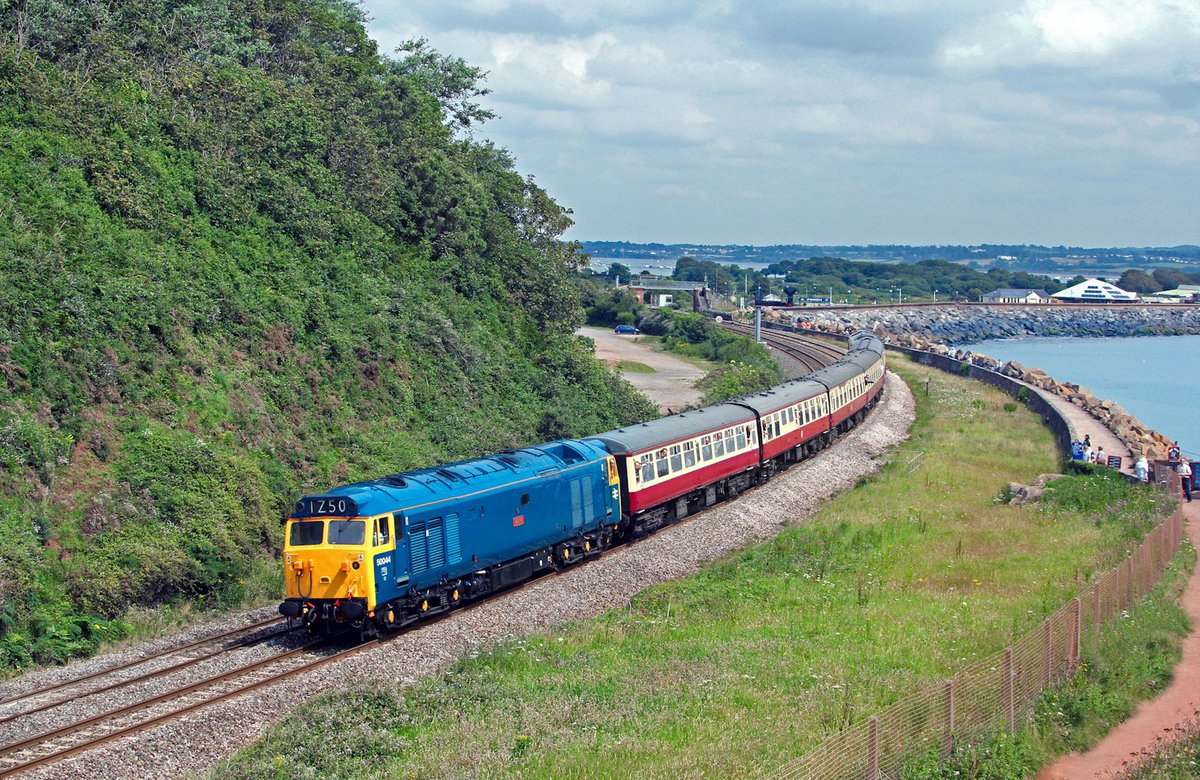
1037 499 1200 780
579 326 707 413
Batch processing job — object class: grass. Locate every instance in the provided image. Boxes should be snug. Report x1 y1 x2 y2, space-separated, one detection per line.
214 357 1173 779
614 360 656 374
900 539 1195 779
1113 712 1200 779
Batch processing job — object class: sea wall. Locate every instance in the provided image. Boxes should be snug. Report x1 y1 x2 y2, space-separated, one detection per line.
769 304 1200 345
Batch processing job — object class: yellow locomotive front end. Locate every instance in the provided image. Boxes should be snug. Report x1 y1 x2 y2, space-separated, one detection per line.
279 515 374 628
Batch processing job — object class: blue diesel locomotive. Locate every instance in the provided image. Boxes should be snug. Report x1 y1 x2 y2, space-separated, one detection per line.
279 440 620 637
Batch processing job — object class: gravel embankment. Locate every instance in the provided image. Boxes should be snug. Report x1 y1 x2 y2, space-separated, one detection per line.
20 373 915 779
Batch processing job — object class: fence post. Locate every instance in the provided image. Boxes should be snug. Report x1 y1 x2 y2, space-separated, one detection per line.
942 680 955 758
1071 598 1081 665
1041 619 1051 685
1004 647 1015 733
1092 583 1102 648
867 716 879 780
1126 557 1135 607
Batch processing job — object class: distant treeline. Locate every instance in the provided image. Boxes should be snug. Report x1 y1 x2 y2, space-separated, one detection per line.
593 254 1200 303
582 241 1200 270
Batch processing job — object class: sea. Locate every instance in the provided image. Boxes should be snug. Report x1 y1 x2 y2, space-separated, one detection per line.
960 335 1200 459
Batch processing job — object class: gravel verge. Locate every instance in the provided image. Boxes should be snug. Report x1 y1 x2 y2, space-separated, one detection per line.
20 373 915 780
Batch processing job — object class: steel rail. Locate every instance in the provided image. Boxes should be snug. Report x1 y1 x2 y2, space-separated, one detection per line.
0 616 284 711
0 638 332 776
0 624 297 727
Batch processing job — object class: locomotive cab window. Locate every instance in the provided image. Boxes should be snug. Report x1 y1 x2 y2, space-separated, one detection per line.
375 516 392 546
328 520 366 545
289 520 324 546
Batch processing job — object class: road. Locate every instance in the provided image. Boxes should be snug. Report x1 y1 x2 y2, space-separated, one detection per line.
578 326 706 413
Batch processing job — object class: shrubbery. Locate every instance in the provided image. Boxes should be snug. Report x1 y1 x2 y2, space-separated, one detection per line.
0 1 656 669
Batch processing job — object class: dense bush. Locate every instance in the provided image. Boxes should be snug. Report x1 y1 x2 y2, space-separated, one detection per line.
651 311 784 401
0 0 655 669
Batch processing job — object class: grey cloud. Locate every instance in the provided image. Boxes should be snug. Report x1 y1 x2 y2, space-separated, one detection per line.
732 2 965 60
358 0 1199 246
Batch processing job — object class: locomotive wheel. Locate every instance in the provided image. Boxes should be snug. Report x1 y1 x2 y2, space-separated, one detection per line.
359 619 381 643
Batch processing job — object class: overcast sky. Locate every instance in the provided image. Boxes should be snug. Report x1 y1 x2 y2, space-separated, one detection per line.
359 1 1199 247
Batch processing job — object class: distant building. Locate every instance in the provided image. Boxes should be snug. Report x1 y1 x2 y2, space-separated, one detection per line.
1142 285 1200 303
1050 278 1138 303
622 278 706 308
981 288 1053 304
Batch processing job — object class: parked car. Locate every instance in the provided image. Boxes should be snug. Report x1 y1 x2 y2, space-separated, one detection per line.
614 325 640 335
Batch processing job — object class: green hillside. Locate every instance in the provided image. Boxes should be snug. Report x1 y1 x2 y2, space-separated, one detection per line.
0 1 653 668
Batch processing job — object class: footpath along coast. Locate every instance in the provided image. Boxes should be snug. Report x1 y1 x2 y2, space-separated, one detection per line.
1038 499 1200 780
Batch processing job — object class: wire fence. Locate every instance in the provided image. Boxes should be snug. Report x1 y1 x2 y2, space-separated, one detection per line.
766 501 1187 780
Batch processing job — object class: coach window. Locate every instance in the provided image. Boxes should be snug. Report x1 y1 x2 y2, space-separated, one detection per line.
669 445 683 472
683 441 696 468
656 449 670 478
736 427 747 450
713 433 725 457
701 436 713 461
639 457 655 482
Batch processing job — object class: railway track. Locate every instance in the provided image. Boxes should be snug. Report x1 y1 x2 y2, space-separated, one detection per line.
1 439 865 779
0 617 302 778
0 330 873 777
720 321 846 374
0 616 286 715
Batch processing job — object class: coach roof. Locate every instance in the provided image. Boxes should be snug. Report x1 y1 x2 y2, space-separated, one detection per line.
587 403 755 455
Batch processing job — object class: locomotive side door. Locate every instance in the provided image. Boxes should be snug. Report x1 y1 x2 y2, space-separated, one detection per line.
372 514 405 604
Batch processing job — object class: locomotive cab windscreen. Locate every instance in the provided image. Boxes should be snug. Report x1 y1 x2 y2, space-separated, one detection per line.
280 494 391 625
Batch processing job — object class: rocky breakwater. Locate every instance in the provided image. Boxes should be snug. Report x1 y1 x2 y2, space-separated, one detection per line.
772 304 1200 344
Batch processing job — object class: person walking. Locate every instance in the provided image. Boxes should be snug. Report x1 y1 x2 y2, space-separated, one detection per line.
1179 458 1193 502
1135 455 1150 483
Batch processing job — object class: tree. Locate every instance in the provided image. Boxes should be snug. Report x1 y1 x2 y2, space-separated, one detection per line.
391 37 495 131
1151 268 1196 290
1117 269 1161 293
605 262 632 283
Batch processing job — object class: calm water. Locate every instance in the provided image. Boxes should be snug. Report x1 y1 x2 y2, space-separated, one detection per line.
961 335 1200 459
